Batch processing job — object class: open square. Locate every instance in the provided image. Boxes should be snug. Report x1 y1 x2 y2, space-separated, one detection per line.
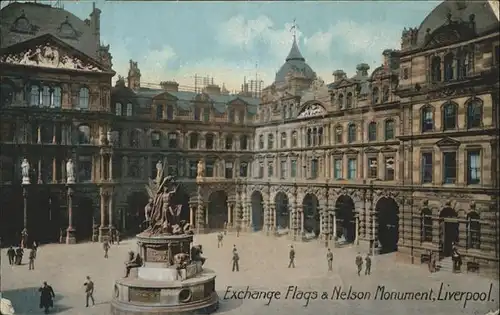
2 233 498 315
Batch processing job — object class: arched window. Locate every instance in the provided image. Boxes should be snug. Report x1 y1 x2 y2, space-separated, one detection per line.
189 133 199 149
346 93 353 108
115 103 122 116
442 102 457 130
337 94 344 108
335 126 343 143
291 131 298 147
0 82 15 107
382 86 389 103
307 129 312 147
466 99 482 129
280 132 287 148
267 134 274 149
194 107 201 121
347 124 356 143
240 135 248 150
30 85 40 106
205 133 214 149
259 135 264 149
78 87 89 110
384 119 395 140
312 128 318 146
151 131 161 147
457 50 472 79
318 127 323 145
225 134 233 150
166 105 174 120
421 208 433 242
130 130 140 148
444 53 454 81
431 56 441 82
168 132 178 148
282 105 287 120
371 87 379 104
421 106 434 132
467 211 480 249
368 122 377 141
126 103 133 116
77 125 91 144
52 86 61 108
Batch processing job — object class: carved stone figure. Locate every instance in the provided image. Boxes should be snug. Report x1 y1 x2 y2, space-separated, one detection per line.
144 198 153 222
21 158 30 184
190 245 206 266
66 159 75 184
197 160 205 178
156 160 163 180
124 251 143 278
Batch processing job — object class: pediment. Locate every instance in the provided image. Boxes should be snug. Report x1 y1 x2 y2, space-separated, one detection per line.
436 137 460 148
297 102 327 119
345 149 359 155
0 34 109 73
330 149 344 156
335 78 354 88
363 147 380 154
381 146 398 153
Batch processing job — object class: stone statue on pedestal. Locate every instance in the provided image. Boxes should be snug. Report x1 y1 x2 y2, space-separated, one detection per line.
197 160 205 178
21 158 30 184
156 160 163 181
66 159 75 184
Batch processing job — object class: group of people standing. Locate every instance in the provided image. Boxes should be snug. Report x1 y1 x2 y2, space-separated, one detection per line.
6 241 38 269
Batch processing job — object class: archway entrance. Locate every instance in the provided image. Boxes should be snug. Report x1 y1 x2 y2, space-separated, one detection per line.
208 190 228 230
275 192 290 229
29 191 62 244
125 192 149 235
74 196 94 242
375 197 399 253
302 193 320 237
171 186 190 224
334 195 356 243
251 191 264 231
440 207 458 257
0 187 23 246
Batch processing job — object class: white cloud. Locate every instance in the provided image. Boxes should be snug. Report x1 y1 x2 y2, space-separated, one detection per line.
303 27 335 56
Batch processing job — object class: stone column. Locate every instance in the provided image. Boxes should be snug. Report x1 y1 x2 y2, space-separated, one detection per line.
205 205 209 226
228 203 233 228
332 211 337 248
37 125 41 144
98 191 108 242
61 160 66 183
52 124 58 144
109 155 113 180
196 203 205 233
52 157 57 183
66 186 76 244
22 186 28 229
189 205 194 226
37 159 42 184
300 207 305 236
355 214 360 245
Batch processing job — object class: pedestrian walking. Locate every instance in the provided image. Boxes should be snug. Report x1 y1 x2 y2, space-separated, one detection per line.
28 248 36 270
232 244 237 253
7 246 15 265
236 224 240 237
217 233 223 248
355 253 363 276
38 281 55 314
15 247 23 265
84 276 95 307
364 253 371 275
232 248 239 272
103 240 110 258
223 221 227 235
288 245 295 268
326 248 333 271
32 241 38 258
115 230 121 245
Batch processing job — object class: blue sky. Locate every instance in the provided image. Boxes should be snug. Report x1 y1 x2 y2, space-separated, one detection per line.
20 1 443 91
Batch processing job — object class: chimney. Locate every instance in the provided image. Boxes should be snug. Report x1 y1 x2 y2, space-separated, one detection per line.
382 49 401 70
332 70 346 82
203 84 221 95
356 63 370 76
160 81 179 92
89 2 101 55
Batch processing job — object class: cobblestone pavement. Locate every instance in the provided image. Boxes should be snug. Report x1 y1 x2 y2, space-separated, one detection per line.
1 232 498 315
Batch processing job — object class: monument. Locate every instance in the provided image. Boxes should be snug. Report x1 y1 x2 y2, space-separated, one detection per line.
110 165 219 315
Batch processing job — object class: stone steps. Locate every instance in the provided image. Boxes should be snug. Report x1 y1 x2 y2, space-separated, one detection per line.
437 257 455 273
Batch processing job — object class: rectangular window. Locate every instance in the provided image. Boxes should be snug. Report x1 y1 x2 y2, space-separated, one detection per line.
290 160 297 178
188 161 197 179
442 151 457 184
166 105 174 120
385 157 395 181
311 159 318 179
194 107 201 121
115 103 122 116
238 110 245 124
280 160 287 179
203 108 210 122
127 157 140 178
239 162 248 177
228 110 235 123
368 157 377 179
467 150 481 185
168 133 177 148
421 152 433 183
258 163 264 179
205 161 214 177
167 163 178 177
126 103 133 116
334 159 342 179
267 162 274 177
347 158 356 180
42 86 51 107
151 132 161 147
77 155 92 182
225 162 233 179
156 104 163 120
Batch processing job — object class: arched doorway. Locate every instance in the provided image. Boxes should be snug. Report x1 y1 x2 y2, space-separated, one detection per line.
275 192 290 229
440 207 458 256
29 191 62 244
208 190 228 230
0 187 23 246
302 193 320 237
251 191 264 231
375 197 399 253
334 195 356 243
125 192 149 235
74 196 94 242
171 185 190 224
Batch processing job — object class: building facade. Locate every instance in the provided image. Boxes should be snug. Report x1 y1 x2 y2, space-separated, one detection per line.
0 1 498 275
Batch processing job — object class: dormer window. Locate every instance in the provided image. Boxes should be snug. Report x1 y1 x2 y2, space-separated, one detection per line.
346 93 353 109
444 53 455 81
337 94 344 109
194 107 201 121
10 12 39 35
382 86 389 103
126 103 133 116
371 87 379 104
166 105 174 120
57 16 81 39
228 109 235 123
115 103 122 116
431 56 441 82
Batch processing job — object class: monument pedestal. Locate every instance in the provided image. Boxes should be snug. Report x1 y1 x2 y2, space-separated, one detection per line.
66 227 76 244
99 226 110 242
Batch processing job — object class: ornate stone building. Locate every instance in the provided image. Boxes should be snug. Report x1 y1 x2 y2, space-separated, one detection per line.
0 2 115 244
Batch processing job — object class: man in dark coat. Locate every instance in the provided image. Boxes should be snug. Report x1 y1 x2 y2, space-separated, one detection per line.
7 246 15 265
28 248 36 270
15 247 23 265
103 240 110 258
355 253 363 276
288 245 295 268
39 281 55 314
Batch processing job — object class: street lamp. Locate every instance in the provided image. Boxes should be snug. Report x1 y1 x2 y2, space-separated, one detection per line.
370 178 382 256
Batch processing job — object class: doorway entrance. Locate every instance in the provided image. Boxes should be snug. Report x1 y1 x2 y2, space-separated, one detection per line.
334 195 356 243
302 193 320 237
375 197 400 253
439 207 458 257
251 191 264 231
274 192 290 229
207 190 228 230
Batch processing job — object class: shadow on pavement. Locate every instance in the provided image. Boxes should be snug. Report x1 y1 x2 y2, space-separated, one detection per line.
216 290 243 313
2 287 72 314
